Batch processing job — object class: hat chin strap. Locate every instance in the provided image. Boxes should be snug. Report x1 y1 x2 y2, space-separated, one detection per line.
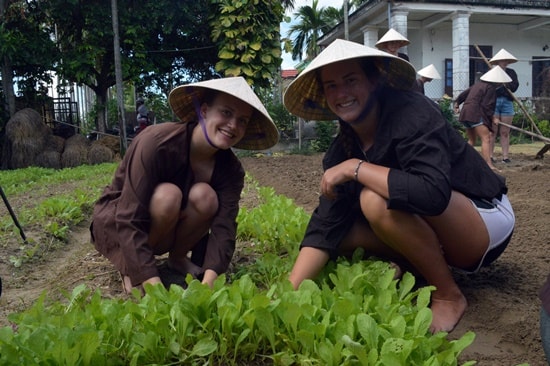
193 97 220 150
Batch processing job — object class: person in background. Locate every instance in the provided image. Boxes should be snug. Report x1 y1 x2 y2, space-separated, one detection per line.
136 97 150 134
412 64 441 95
283 39 515 334
90 77 278 293
375 28 410 61
541 274 550 362
454 66 512 170
489 49 519 164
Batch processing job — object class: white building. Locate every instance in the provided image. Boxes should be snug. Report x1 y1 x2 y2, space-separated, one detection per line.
318 0 550 101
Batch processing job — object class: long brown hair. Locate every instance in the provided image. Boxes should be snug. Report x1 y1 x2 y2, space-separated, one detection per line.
332 58 382 158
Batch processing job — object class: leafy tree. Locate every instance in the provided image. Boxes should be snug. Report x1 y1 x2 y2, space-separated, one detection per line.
0 0 57 123
210 0 285 89
134 1 218 97
287 0 337 63
43 0 216 133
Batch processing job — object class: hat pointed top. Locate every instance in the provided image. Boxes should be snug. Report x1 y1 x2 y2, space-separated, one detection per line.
480 65 512 83
417 64 441 80
489 49 518 64
375 28 410 48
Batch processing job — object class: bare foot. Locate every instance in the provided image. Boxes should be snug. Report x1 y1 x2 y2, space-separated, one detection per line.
429 294 468 334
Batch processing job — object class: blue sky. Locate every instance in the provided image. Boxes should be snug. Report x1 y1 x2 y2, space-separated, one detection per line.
281 0 338 69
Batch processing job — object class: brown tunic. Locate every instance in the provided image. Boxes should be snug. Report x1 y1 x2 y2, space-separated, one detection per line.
455 81 497 131
90 121 244 286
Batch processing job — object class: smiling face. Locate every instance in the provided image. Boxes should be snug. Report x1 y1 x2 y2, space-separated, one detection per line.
320 59 377 125
200 92 253 150
383 41 403 56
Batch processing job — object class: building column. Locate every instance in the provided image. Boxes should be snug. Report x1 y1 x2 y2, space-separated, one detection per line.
361 26 378 48
452 11 471 98
390 9 409 55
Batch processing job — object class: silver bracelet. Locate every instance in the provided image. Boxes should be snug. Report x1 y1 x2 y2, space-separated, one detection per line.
354 160 364 181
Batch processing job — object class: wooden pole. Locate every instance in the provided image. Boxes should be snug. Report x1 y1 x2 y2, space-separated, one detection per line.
474 45 549 158
498 121 550 144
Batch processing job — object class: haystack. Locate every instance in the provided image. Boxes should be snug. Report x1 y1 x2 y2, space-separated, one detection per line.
64 133 89 148
61 134 90 168
95 135 120 156
37 150 62 169
4 108 51 169
44 134 65 153
34 134 65 169
88 141 114 165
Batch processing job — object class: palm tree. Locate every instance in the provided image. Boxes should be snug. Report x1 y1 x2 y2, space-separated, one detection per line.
281 0 295 11
287 0 337 63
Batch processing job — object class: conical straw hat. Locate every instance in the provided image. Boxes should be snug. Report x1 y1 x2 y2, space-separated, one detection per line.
417 64 441 79
480 65 512 83
169 76 279 150
283 39 416 121
375 28 410 48
489 49 518 64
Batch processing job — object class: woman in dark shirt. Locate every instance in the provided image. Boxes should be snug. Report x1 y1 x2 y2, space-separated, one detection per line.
91 77 278 293
283 39 515 334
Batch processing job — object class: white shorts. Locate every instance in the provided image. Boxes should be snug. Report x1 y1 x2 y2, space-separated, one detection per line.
456 194 515 274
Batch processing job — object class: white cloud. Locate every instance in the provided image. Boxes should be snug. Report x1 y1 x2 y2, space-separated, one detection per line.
281 0 345 69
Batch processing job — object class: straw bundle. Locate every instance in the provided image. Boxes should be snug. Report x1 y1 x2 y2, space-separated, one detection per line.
88 141 114 165
61 134 90 168
4 108 51 169
36 150 62 169
95 135 120 156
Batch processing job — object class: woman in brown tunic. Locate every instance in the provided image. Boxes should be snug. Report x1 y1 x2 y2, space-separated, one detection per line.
454 66 511 170
90 77 278 293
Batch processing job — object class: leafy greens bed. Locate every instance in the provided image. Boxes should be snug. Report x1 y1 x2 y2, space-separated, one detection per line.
0 163 475 365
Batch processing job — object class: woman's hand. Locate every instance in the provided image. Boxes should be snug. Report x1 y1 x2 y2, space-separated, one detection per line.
202 269 218 288
320 159 358 200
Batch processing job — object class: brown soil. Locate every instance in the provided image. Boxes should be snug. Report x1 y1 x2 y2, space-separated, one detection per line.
0 151 548 365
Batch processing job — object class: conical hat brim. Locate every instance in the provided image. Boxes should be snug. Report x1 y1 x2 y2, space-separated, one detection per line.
283 39 416 121
480 65 512 83
417 64 441 79
375 28 410 48
168 77 279 150
489 49 518 64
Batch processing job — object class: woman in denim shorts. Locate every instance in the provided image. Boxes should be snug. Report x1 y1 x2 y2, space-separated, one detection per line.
489 49 519 164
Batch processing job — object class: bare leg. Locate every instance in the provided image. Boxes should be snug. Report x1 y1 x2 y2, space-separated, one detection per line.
489 119 499 160
148 182 217 276
465 128 477 147
289 247 330 290
289 217 405 290
360 189 488 333
499 116 512 160
339 218 408 277
474 124 496 169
